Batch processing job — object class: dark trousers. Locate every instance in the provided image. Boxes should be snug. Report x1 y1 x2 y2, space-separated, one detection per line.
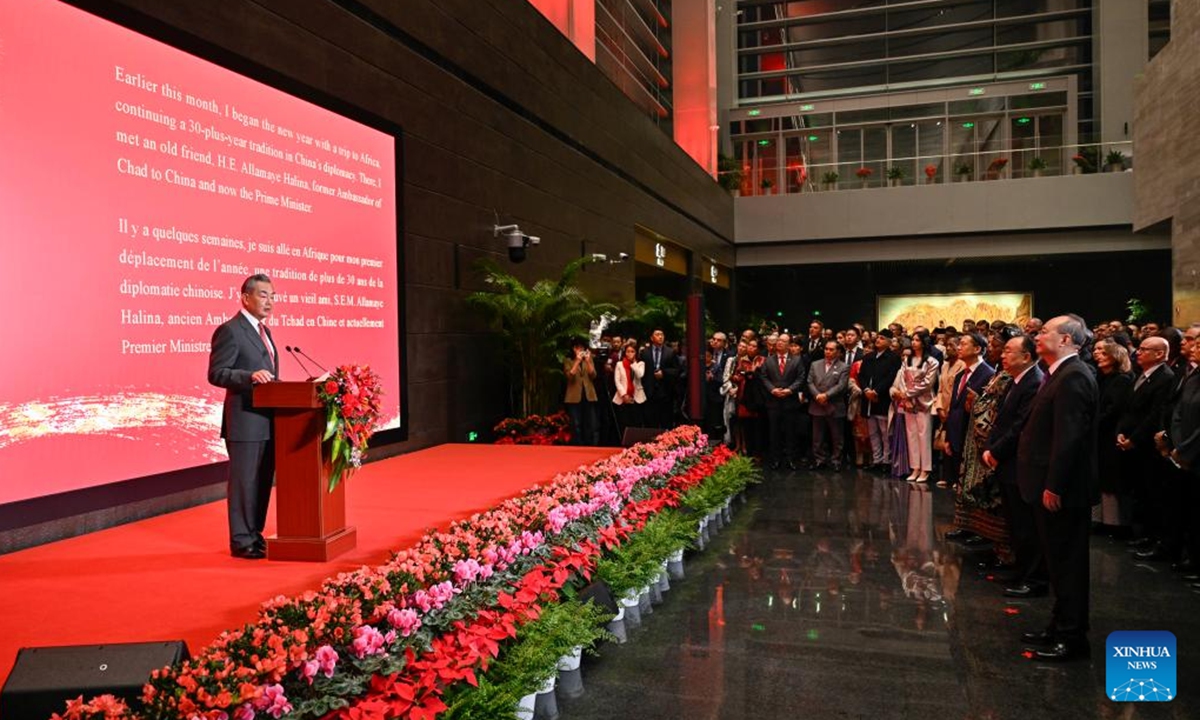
566 401 600 445
766 406 799 464
1001 481 1047 584
811 413 845 466
644 395 674 429
1033 502 1091 641
704 388 726 439
226 438 275 551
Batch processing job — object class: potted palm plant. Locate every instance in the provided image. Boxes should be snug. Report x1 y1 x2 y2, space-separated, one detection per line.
821 170 839 191
1105 149 1127 172
886 166 904 187
717 153 744 195
760 176 774 195
954 161 972 182
1028 157 1048 178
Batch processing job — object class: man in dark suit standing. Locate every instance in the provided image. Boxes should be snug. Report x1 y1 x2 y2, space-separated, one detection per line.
943 332 994 491
704 332 731 441
1117 336 1176 560
639 328 680 429
982 335 1046 597
858 330 901 471
1017 315 1099 661
762 332 806 470
208 274 280 560
807 340 849 470
806 320 825 363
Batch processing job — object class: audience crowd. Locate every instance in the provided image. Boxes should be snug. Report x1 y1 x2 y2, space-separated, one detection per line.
567 313 1200 661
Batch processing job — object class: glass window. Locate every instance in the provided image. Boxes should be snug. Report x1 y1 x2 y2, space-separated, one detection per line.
890 124 917 186
1009 91 1069 110
917 121 945 183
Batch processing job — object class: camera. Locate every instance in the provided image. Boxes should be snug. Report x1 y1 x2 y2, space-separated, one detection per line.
494 224 540 263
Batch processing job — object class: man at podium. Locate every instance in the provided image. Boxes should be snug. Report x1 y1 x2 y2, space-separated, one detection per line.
207 274 279 559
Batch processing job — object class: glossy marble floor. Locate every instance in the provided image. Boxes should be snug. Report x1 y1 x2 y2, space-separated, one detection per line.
563 467 1200 719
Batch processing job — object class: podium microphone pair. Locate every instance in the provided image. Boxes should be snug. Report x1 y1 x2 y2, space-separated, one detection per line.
285 346 327 380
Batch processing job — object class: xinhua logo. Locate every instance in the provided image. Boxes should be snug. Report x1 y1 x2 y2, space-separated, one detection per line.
1106 631 1177 702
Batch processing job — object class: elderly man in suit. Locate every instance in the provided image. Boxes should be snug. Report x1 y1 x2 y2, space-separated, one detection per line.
762 332 806 470
639 329 680 430
208 274 280 560
808 340 849 470
1017 315 1099 662
982 334 1046 598
859 329 902 472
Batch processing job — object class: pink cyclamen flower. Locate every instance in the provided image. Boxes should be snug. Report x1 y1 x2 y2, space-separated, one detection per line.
387 607 422 637
253 685 292 720
233 704 255 720
351 625 388 658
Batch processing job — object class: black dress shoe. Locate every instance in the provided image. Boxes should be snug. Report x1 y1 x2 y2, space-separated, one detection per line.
787 461 799 471
1171 560 1195 573
1004 583 1048 598
1031 641 1090 662
231 545 266 560
809 461 826 470
962 535 991 547
990 570 1021 583
1021 630 1057 646
1126 537 1155 549
1183 574 1200 582
945 528 972 540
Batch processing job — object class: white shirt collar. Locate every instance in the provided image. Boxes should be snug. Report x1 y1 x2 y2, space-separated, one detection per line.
1048 352 1079 376
240 308 263 331
1141 362 1166 379
965 358 983 373
1013 364 1036 385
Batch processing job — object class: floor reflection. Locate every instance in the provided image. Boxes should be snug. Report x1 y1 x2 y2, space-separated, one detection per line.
563 466 1200 719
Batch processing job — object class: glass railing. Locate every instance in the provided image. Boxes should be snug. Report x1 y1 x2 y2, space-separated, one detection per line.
724 141 1134 196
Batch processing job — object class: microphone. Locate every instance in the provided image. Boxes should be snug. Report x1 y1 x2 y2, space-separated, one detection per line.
293 346 329 375
284 346 316 380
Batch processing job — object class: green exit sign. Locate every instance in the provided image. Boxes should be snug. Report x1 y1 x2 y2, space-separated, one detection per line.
807 135 819 141
962 122 975 129
747 109 761 116
968 88 985 96
757 139 771 146
1029 82 1047 90
799 104 815 112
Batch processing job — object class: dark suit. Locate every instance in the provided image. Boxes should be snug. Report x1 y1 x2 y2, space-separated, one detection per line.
639 344 680 429
1169 370 1200 565
208 312 279 551
704 349 732 438
985 365 1045 586
762 353 805 465
945 360 996 481
859 349 902 465
1016 355 1098 644
1118 363 1175 543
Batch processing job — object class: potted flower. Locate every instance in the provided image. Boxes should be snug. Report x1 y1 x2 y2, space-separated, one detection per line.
717 153 744 195
855 166 873 188
821 170 839 191
1105 149 1127 172
1028 156 1048 178
987 156 1009 179
923 164 938 184
886 166 904 187
954 161 972 182
1070 153 1093 175
760 177 774 195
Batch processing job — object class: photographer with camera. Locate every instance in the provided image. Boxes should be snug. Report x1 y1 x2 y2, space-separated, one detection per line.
564 338 599 445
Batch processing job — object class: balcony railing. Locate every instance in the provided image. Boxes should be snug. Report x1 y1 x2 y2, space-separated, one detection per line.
724 141 1133 196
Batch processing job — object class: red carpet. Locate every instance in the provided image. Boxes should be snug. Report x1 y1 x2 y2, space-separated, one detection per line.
0 444 615 688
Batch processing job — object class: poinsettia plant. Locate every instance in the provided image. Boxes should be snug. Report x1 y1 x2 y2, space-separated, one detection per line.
493 412 571 445
316 364 384 491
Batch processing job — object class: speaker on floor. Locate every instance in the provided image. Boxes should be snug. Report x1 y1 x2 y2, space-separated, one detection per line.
621 426 662 447
1 641 188 720
576 579 618 615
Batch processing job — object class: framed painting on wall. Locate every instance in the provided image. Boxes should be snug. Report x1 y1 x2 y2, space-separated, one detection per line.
876 292 1034 332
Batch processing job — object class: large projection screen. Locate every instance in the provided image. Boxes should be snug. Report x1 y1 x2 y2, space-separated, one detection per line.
0 0 403 507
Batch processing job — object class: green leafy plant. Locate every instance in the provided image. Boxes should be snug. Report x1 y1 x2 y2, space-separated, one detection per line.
1105 149 1127 167
886 166 904 180
717 153 744 192
467 257 617 417
1028 157 1048 171
821 171 839 184
761 177 774 190
954 161 972 176
1126 297 1153 325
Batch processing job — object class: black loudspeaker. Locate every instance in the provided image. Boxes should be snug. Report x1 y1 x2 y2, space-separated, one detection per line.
576 579 618 615
621 427 662 447
1 641 188 720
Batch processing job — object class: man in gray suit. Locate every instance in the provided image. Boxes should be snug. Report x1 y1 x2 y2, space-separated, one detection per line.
208 274 279 559
808 340 849 470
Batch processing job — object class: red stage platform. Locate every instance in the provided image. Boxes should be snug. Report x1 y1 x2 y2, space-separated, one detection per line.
0 444 615 687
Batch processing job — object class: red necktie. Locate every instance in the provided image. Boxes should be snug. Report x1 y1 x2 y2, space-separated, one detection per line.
259 322 275 367
779 356 786 373
957 367 972 396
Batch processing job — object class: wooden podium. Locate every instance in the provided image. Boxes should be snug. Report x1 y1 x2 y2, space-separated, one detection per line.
253 382 357 562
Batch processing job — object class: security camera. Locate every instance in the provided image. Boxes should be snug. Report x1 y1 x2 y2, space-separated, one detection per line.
617 252 630 262
494 224 540 263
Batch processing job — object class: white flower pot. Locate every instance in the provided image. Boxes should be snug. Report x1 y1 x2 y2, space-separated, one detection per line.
638 585 654 614
516 692 537 719
620 592 642 627
534 677 559 720
557 646 583 672
667 549 685 580
656 570 670 593
606 606 628 642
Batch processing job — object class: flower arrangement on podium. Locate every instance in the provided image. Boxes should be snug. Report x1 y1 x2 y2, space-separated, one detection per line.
316 364 384 491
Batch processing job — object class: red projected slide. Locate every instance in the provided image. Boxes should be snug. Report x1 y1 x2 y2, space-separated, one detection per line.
0 0 401 505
